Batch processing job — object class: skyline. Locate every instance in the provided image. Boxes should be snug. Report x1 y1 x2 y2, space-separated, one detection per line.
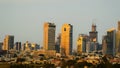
0 0 120 49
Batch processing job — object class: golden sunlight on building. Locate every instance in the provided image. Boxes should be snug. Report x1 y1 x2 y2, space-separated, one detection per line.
77 36 83 54
60 24 73 56
116 21 120 56
43 22 56 50
76 34 87 54
3 35 14 50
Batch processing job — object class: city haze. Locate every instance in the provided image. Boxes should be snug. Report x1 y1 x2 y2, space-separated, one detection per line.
0 0 120 49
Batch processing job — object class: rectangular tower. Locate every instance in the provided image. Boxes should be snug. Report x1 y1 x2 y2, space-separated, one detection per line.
102 35 107 55
77 34 88 55
15 42 21 51
106 28 116 56
43 22 56 50
116 21 120 55
55 33 61 53
0 42 3 51
3 35 14 50
61 24 73 56
89 24 98 42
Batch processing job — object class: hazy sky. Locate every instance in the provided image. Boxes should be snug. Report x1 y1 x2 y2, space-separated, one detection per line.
0 0 120 49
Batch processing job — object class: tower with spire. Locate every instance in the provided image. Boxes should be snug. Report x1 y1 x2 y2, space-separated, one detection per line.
89 23 98 42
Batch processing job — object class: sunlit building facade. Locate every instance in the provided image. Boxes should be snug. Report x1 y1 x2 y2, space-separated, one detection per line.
3 35 14 50
116 21 120 56
89 24 98 52
43 22 56 50
61 24 73 56
77 34 88 54
89 24 98 42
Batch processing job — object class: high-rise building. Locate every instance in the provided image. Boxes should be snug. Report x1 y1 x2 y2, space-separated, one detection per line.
86 41 91 53
35 44 40 50
105 28 116 56
15 42 21 51
89 24 98 42
89 24 98 52
55 33 61 53
25 41 31 51
0 42 3 51
76 34 88 55
116 21 120 56
31 43 40 50
102 35 107 55
21 42 25 51
61 24 73 56
86 41 99 53
3 35 14 50
43 22 56 50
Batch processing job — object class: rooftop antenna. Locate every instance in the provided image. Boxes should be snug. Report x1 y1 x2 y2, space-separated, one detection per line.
92 19 97 25
50 17 55 23
92 19 97 31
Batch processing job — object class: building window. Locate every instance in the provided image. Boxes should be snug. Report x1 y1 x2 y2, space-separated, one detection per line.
64 28 66 31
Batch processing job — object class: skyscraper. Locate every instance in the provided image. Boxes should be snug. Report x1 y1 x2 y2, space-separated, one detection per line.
61 24 73 56
116 21 120 56
15 42 21 51
76 34 88 55
24 41 31 51
106 28 116 56
89 24 98 52
3 35 14 50
0 42 3 51
43 22 56 50
102 35 107 55
89 24 98 42
55 33 61 53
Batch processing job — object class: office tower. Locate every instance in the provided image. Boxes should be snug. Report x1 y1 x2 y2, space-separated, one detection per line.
31 43 35 50
89 24 98 42
35 44 40 50
86 41 92 53
25 41 31 51
0 42 3 50
3 35 14 50
86 41 98 53
15 42 21 51
31 43 40 50
76 34 88 55
89 24 98 52
97 44 102 51
106 28 116 56
55 33 61 53
43 22 56 50
21 43 25 51
102 35 107 55
116 21 120 56
61 24 73 56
